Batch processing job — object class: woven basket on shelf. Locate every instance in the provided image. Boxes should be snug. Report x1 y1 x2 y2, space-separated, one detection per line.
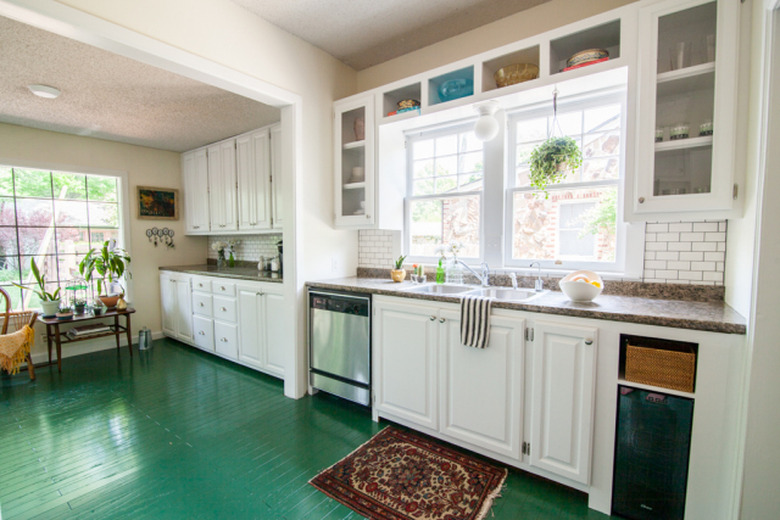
625 343 696 393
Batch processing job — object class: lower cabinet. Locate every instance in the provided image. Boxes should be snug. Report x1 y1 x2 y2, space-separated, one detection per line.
160 271 194 343
372 295 596 486
236 281 285 378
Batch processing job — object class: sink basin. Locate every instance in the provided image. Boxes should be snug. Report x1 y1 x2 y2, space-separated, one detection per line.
406 284 474 295
466 287 547 302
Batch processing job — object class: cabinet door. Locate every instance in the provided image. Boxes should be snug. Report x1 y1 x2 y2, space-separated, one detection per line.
160 273 177 337
334 94 375 228
530 320 597 484
214 320 239 360
373 298 438 430
439 310 525 459
182 148 210 233
236 129 272 231
270 124 283 229
174 277 194 343
193 314 214 352
207 139 238 231
263 287 286 377
629 0 740 219
237 284 265 369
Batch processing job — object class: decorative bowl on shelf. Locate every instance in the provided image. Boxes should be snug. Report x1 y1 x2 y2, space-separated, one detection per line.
397 99 420 109
565 48 609 69
559 270 604 302
437 78 473 102
494 63 539 88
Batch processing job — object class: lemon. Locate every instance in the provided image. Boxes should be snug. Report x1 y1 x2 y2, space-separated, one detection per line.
590 280 601 288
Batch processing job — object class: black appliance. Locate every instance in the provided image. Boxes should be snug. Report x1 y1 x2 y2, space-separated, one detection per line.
612 386 694 520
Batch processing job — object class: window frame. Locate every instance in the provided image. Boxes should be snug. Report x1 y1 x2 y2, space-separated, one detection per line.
0 160 131 310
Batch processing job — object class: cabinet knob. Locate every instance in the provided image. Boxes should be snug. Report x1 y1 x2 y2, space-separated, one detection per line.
584 338 593 345
198 331 205 335
366 214 371 219
199 302 204 307
220 337 228 342
638 197 645 204
220 286 226 291
439 317 446 323
429 315 436 321
193 225 200 229
220 307 227 312
256 292 265 296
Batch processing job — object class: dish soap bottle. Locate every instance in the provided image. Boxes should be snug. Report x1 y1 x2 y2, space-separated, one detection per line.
436 257 446 284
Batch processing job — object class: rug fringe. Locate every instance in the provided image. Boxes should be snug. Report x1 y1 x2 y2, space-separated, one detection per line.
476 469 508 520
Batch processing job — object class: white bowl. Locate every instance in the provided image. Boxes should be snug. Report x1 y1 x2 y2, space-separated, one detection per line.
559 270 604 302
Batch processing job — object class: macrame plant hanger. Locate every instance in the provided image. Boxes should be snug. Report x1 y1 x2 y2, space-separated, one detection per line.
549 87 563 139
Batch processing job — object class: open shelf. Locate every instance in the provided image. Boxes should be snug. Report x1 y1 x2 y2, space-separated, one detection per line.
428 66 474 106
549 19 620 75
619 334 698 394
482 45 540 93
383 83 422 118
655 135 713 152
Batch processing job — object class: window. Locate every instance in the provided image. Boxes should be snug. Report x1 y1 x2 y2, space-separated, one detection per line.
506 95 623 270
0 165 124 310
405 124 484 259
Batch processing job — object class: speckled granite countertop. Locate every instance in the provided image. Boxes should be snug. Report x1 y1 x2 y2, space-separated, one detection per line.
307 277 746 335
160 265 283 283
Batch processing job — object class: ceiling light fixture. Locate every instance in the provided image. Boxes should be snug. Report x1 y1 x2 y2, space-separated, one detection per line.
473 100 500 142
28 84 61 99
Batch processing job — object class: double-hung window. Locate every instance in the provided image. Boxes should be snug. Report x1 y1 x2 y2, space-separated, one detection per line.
0 165 124 310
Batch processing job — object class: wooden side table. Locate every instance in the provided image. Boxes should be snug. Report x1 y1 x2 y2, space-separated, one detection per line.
38 308 136 372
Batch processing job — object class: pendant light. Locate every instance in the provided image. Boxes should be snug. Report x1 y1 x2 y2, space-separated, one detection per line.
473 100 500 142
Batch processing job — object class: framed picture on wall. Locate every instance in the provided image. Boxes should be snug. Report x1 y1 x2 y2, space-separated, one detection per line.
137 186 179 220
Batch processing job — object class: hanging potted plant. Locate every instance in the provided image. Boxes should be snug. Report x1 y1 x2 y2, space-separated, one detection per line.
529 135 582 196
13 258 61 317
78 239 131 309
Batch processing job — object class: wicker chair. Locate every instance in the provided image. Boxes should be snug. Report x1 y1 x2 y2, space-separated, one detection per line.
0 287 37 380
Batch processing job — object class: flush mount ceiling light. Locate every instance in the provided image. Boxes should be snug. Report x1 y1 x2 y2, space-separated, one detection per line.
473 100 500 142
28 84 61 99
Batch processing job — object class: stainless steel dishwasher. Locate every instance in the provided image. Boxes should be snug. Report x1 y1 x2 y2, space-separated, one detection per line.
309 290 371 406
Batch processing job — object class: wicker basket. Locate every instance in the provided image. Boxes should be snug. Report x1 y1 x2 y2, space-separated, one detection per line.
625 343 696 392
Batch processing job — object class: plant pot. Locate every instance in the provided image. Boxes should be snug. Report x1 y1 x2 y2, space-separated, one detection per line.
56 311 73 321
39 298 61 318
390 269 407 283
99 294 122 309
74 303 86 315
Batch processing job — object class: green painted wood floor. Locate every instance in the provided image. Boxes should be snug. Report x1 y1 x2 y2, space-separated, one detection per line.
1 339 614 519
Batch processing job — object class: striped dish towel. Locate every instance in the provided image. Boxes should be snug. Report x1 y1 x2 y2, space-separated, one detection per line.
460 294 493 349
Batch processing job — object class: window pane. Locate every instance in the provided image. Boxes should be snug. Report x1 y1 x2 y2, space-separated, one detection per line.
581 157 620 182
516 117 547 142
413 159 434 179
409 195 480 258
0 168 13 197
53 172 87 200
87 175 118 202
16 198 53 226
14 169 52 198
584 104 621 132
0 197 15 225
54 200 89 226
91 228 119 247
555 111 582 136
0 257 21 285
459 151 483 175
460 132 482 152
436 156 457 177
57 254 83 281
511 186 617 262
582 129 621 160
0 229 18 256
88 202 119 228
56 228 90 255
17 227 57 256
412 139 434 160
0 285 23 311
413 178 435 196
435 135 457 156
436 176 457 193
18 255 58 286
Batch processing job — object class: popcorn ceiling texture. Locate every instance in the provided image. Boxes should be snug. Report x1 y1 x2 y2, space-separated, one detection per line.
208 234 282 263
358 220 728 286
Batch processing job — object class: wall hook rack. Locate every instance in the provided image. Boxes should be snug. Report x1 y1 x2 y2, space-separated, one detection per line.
146 227 175 248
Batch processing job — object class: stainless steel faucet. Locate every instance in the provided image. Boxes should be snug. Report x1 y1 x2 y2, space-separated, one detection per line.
456 260 490 287
509 272 518 290
530 261 544 292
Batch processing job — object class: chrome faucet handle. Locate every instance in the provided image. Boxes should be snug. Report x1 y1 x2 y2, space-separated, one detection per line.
509 272 518 290
530 262 544 292
480 262 490 286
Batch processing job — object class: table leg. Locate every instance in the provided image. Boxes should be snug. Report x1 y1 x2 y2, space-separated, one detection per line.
126 313 133 357
54 323 62 372
114 315 121 352
46 323 53 364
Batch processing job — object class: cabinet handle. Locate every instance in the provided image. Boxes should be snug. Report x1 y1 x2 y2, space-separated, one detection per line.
199 302 204 307
220 286 226 291
220 337 228 342
256 292 265 296
638 197 645 204
439 317 446 323
366 214 371 219
584 338 593 345
429 315 436 321
193 225 200 229
221 307 227 312
198 331 205 335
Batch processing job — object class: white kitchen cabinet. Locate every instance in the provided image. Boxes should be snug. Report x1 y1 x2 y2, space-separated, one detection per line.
236 128 272 231
214 320 239 359
628 0 741 220
270 123 283 229
236 281 285 378
334 94 375 228
438 307 525 459
207 138 238 232
373 297 439 430
160 272 194 343
193 314 214 352
181 148 210 234
529 320 597 485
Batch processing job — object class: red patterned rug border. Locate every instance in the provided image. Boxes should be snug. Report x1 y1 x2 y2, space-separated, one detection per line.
309 426 508 520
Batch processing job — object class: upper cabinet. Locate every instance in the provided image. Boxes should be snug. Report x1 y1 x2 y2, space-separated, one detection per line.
628 0 740 220
181 123 283 235
334 95 375 227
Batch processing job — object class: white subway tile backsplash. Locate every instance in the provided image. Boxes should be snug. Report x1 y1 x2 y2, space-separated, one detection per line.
693 222 719 232
669 222 693 233
646 223 669 233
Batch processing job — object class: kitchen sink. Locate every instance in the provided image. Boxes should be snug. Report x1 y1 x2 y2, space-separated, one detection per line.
466 287 547 302
405 284 474 295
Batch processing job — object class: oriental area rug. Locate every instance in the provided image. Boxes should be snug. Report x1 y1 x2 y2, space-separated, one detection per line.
309 426 507 520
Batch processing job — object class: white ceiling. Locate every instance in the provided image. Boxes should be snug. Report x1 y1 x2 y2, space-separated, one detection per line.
231 0 551 70
0 0 551 152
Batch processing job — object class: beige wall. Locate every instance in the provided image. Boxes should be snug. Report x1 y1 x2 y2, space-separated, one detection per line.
356 0 637 91
0 121 206 359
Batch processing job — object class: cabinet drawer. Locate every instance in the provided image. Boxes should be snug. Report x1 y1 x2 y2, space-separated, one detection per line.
191 277 212 293
192 292 213 317
193 315 214 351
213 296 237 322
212 281 236 297
214 321 238 359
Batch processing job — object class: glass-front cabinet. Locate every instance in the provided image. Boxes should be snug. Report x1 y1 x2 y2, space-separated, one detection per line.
334 95 375 227
629 0 740 219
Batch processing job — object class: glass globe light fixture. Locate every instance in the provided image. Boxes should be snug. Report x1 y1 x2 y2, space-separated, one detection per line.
473 100 500 141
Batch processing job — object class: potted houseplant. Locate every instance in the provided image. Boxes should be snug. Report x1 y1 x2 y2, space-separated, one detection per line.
390 255 407 283
529 136 583 196
13 258 61 317
78 239 131 309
